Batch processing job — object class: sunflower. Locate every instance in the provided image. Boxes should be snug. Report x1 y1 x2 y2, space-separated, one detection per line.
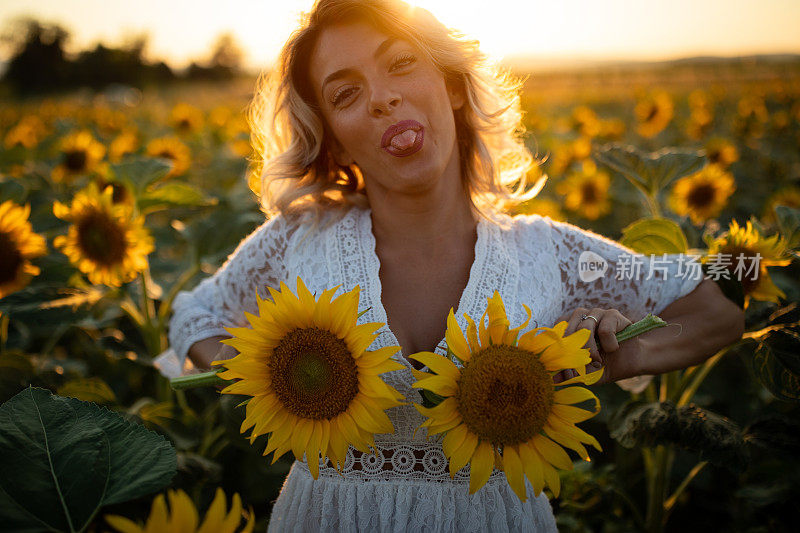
214 278 405 479
556 162 611 220
570 106 601 138
105 488 254 533
704 138 739 169
146 137 191 178
0 201 47 299
3 115 46 149
705 220 791 305
686 107 713 140
513 197 566 221
548 137 592 176
109 130 140 162
52 130 106 183
410 292 603 501
635 92 674 138
169 103 204 134
763 187 800 223
668 165 736 225
53 183 153 286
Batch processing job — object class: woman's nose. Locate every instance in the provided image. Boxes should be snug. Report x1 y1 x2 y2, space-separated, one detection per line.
368 85 401 117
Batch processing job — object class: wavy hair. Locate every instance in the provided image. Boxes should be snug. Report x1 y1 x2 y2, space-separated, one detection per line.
248 0 542 219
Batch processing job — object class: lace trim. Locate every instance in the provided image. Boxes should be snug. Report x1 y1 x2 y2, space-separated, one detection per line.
299 440 506 484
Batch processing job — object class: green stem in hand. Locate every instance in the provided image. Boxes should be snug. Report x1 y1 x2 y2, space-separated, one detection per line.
616 313 668 343
170 368 231 390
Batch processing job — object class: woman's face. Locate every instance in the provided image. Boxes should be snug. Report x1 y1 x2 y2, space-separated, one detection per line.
308 21 464 197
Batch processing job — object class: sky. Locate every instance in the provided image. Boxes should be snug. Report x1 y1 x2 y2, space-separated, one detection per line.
1 0 799 70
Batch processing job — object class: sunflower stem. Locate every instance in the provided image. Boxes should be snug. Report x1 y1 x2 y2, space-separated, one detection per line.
664 460 707 519
170 369 230 390
615 314 667 343
0 312 9 353
676 349 727 406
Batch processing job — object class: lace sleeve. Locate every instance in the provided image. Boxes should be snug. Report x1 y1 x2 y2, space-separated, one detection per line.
544 217 703 321
167 214 296 366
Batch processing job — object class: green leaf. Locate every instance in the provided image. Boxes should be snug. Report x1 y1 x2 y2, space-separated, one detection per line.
57 378 118 405
750 326 800 402
138 182 217 214
110 157 171 192
609 400 748 471
620 218 689 254
594 143 705 193
0 179 27 204
775 205 800 250
0 387 176 532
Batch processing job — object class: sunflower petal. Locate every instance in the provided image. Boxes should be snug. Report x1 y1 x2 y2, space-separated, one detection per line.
469 441 495 494
503 445 528 502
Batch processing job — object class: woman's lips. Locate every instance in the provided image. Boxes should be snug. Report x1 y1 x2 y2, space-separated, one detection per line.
381 119 424 157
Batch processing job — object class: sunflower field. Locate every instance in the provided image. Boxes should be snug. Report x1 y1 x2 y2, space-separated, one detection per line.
1 58 799 533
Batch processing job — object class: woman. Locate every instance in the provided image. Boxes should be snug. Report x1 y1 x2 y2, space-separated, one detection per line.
168 0 744 530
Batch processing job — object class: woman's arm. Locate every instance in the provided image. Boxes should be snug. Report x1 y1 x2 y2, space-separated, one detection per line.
558 279 745 383
187 336 238 370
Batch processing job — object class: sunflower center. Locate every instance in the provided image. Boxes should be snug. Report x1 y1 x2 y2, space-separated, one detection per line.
0 231 23 285
645 105 658 122
456 344 554 446
157 150 176 161
76 211 127 266
721 245 760 293
64 149 88 172
269 327 359 420
687 183 716 209
581 182 598 203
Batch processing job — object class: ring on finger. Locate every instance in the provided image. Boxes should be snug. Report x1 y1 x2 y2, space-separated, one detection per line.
580 313 599 325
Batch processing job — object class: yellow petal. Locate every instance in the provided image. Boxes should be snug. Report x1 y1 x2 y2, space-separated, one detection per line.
485 292 510 345
503 445 528 502
448 429 478 477
408 351 461 382
411 374 458 397
532 434 573 471
445 309 472 363
518 442 545 497
553 386 600 413
469 441 495 494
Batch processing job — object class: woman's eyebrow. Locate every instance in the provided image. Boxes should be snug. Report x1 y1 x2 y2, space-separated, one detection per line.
321 37 399 92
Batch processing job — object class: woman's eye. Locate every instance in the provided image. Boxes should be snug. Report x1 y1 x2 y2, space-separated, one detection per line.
390 54 416 72
331 86 357 107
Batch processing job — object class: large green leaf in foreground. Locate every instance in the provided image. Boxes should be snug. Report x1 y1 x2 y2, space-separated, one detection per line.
0 387 176 533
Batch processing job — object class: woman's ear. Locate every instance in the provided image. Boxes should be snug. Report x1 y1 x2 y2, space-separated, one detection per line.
446 79 466 111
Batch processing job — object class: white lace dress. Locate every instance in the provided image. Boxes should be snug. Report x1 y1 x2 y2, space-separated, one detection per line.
166 207 703 532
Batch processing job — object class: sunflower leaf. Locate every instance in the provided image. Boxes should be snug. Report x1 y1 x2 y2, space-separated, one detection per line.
0 387 176 532
594 143 705 193
775 205 800 250
110 157 172 192
57 377 118 405
419 388 445 408
749 326 800 402
620 217 688 254
608 400 748 471
138 182 218 214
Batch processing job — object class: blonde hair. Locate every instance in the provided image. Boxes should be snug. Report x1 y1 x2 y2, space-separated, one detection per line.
248 0 542 220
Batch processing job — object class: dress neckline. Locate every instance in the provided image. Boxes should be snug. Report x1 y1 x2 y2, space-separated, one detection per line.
358 208 489 367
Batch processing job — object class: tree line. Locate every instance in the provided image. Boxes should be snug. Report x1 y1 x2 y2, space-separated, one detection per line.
1 19 245 95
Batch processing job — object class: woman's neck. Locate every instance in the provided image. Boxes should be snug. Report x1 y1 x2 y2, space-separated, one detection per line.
367 181 477 255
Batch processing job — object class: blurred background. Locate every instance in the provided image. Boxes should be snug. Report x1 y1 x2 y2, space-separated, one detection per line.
1 2 799 532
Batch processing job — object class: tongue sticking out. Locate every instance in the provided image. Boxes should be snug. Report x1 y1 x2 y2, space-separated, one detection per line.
390 129 418 150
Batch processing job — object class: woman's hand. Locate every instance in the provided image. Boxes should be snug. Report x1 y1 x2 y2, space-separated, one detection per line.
552 307 639 385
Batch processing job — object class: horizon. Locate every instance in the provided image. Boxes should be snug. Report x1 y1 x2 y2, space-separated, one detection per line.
2 0 800 70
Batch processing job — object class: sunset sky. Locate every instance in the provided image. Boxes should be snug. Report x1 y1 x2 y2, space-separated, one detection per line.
2 0 799 70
